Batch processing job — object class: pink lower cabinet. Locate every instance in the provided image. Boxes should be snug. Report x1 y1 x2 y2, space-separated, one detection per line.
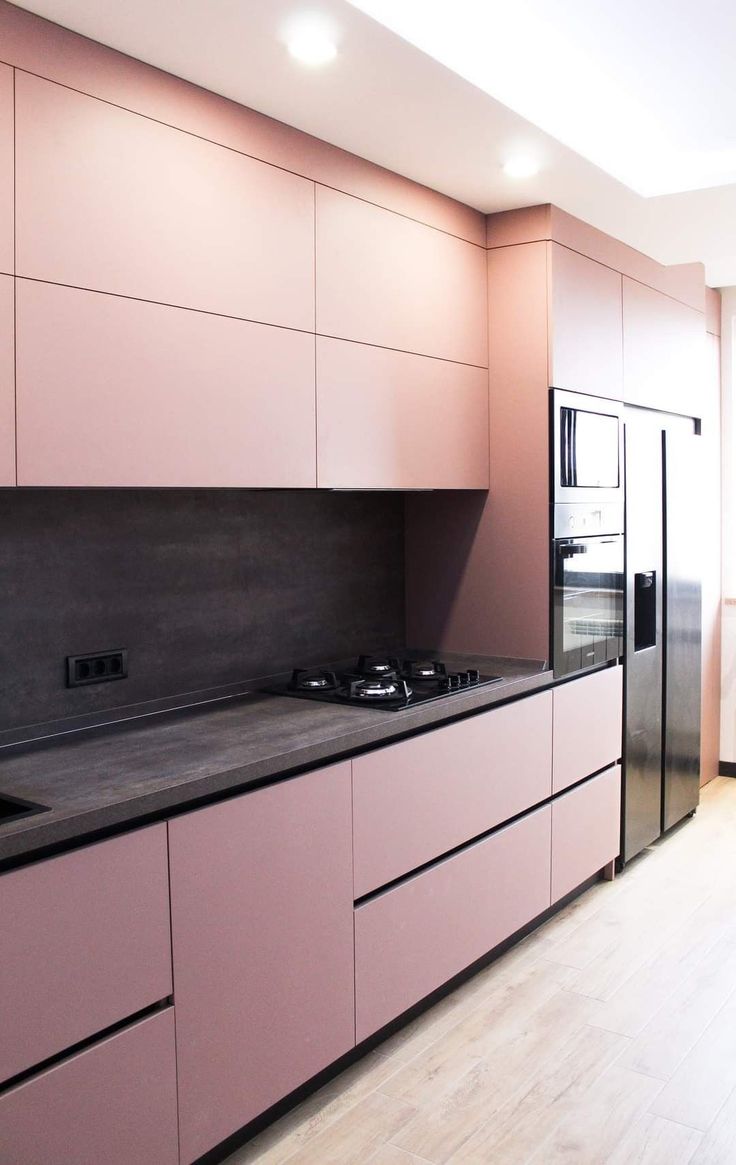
355 806 552 1043
551 765 622 902
16 280 316 487
553 665 623 793
0 824 172 1085
353 691 552 897
316 336 489 489
169 763 355 1164
0 1010 178 1165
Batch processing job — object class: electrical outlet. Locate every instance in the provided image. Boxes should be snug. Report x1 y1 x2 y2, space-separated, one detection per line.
66 650 128 687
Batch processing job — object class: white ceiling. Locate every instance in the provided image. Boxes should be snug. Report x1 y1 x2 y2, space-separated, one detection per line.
12 0 736 286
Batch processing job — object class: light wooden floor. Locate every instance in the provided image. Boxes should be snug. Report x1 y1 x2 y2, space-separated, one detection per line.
227 776 736 1165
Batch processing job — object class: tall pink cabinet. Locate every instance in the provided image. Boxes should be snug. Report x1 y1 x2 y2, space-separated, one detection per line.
407 206 710 670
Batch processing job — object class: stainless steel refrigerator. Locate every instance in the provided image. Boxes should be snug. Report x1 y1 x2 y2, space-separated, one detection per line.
622 406 702 864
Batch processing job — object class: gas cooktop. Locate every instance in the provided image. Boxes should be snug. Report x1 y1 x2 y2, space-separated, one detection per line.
266 655 502 711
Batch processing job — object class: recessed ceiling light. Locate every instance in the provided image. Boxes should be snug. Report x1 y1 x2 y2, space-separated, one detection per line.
502 156 541 179
286 18 338 67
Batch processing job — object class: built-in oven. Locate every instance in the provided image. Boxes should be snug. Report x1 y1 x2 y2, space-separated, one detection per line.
552 388 623 507
552 504 624 678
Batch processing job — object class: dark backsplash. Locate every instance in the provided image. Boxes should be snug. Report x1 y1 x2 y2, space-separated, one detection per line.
0 489 405 734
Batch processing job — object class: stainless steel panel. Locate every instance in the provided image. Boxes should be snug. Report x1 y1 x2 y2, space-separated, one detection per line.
623 408 664 863
663 422 702 829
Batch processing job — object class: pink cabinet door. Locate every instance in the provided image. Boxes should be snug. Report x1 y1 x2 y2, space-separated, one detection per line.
0 824 172 1085
316 337 489 488
15 72 314 331
353 691 552 897
355 806 552 1043
316 185 488 367
0 64 12 274
169 763 355 1165
623 277 705 416
0 274 14 485
553 666 623 794
548 243 623 400
551 764 621 901
0 1009 178 1165
15 280 316 487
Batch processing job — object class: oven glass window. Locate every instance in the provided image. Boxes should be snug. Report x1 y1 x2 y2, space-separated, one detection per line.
561 407 620 488
555 536 624 672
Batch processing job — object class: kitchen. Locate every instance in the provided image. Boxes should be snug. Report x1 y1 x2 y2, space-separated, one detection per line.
0 1 732 1163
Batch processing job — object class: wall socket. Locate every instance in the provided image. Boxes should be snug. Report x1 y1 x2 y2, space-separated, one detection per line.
66 650 128 687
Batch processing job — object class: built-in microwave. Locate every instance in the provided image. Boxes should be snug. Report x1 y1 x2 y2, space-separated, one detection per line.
551 388 624 507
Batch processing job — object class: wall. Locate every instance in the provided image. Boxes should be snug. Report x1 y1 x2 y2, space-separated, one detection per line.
700 288 722 783
720 288 736 764
0 490 405 739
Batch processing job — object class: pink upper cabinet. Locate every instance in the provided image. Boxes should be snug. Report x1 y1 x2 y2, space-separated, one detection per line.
316 185 488 366
0 824 172 1086
553 666 623 794
353 690 552 897
14 72 315 330
0 275 14 485
16 280 316 487
316 337 489 488
548 243 623 400
623 277 706 416
0 65 12 275
169 763 355 1165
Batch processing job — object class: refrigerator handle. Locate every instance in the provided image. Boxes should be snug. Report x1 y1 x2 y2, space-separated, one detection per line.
634 571 657 651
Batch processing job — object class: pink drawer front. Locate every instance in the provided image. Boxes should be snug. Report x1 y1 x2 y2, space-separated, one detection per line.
551 764 621 902
355 806 552 1043
0 824 172 1085
353 691 552 897
553 665 622 793
0 1009 178 1165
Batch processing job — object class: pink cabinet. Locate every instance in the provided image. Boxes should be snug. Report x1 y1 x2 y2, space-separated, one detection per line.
354 806 552 1042
316 337 489 488
15 72 314 330
353 691 552 897
15 280 316 487
316 185 488 367
0 1009 178 1165
553 666 623 794
0 64 12 275
0 824 172 1085
623 277 705 416
0 274 14 485
169 762 355 1165
549 243 623 399
551 765 621 901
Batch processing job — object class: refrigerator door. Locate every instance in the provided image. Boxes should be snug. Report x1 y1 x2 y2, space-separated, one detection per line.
623 408 664 863
662 423 702 829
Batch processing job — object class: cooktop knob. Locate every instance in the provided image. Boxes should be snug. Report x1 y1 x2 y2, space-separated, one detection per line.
466 669 480 684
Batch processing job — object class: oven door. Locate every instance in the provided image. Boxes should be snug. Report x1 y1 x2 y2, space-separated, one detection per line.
553 533 624 677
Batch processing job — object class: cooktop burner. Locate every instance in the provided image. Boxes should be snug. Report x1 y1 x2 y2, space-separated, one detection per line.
269 655 502 711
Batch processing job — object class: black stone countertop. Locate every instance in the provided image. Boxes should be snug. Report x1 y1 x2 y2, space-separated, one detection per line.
0 655 553 866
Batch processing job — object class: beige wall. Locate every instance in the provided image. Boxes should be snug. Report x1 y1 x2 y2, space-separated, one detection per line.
720 289 736 764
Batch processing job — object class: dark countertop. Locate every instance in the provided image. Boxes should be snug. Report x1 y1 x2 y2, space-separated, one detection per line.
0 655 553 867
